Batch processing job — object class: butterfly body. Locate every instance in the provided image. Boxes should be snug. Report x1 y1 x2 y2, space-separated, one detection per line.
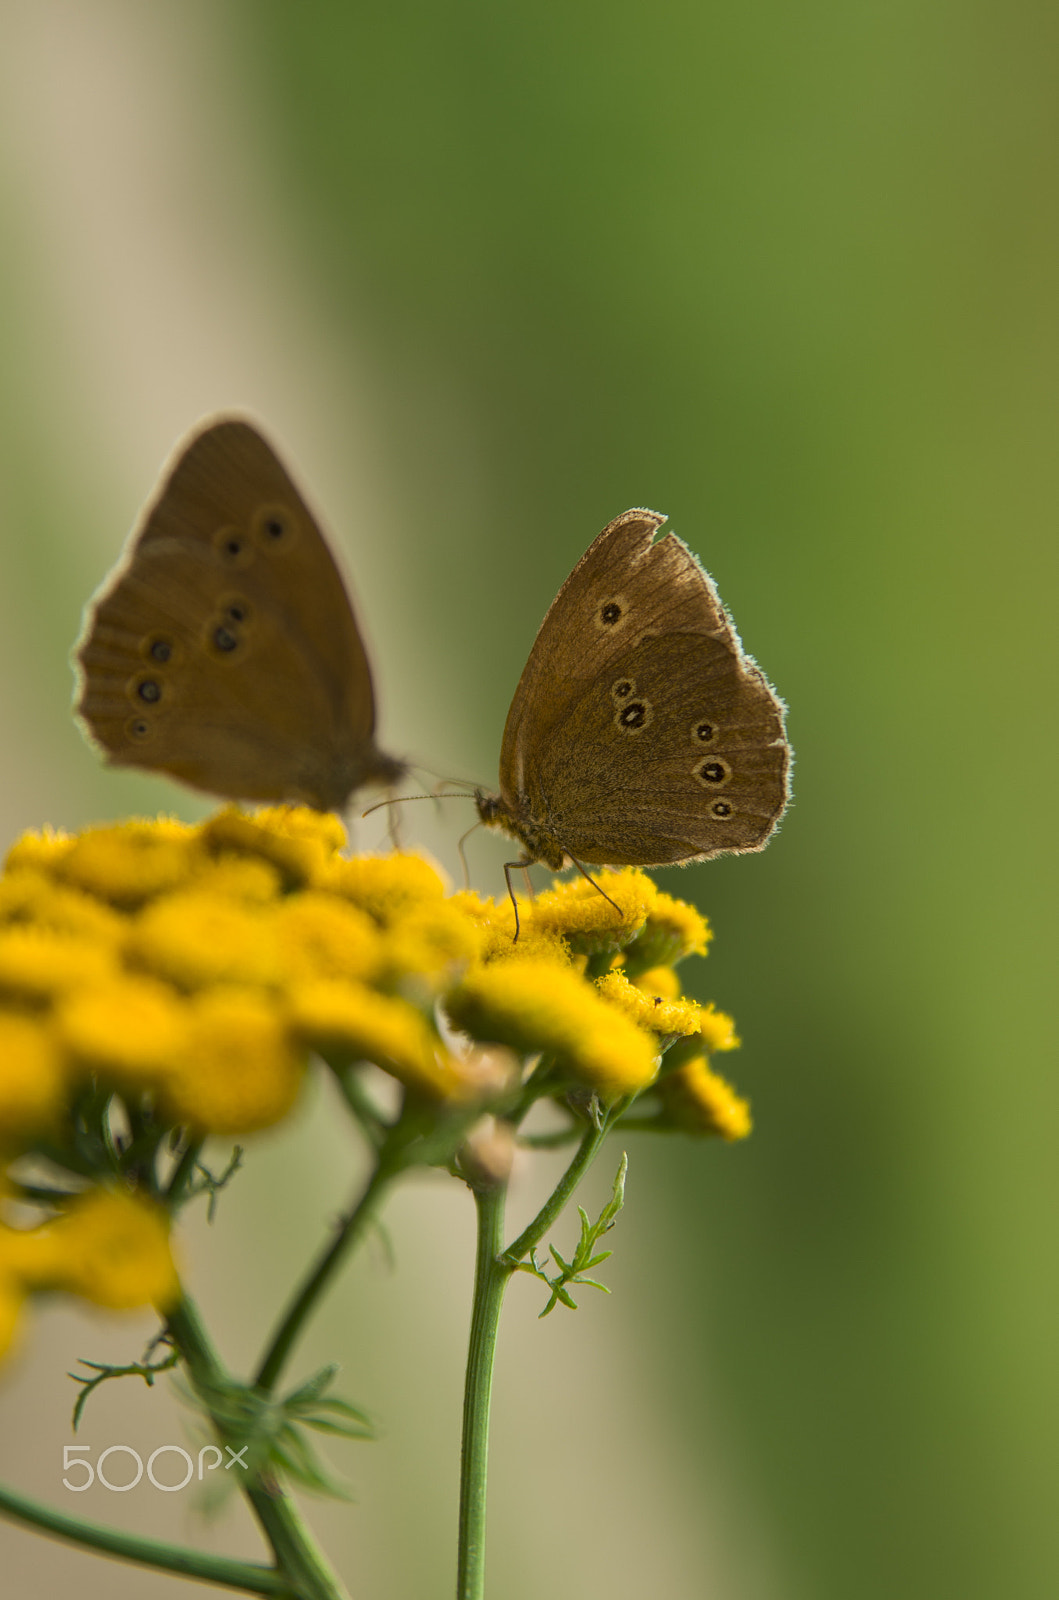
477 509 790 870
75 419 404 811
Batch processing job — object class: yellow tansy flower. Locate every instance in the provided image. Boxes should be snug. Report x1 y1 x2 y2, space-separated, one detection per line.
594 968 702 1038
188 853 284 904
0 926 118 1005
42 1189 181 1310
128 891 282 992
379 900 485 986
447 958 658 1101
0 805 744 1163
160 990 308 1134
275 893 383 986
698 1004 740 1054
3 825 74 876
55 975 190 1089
202 805 346 889
0 871 125 943
321 852 447 921
448 890 572 966
527 870 656 955
56 819 197 908
288 980 469 1101
656 1056 752 1141
0 1014 66 1142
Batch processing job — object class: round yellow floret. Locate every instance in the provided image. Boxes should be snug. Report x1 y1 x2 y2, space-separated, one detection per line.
128 891 282 992
3 826 74 876
379 900 485 986
39 1189 181 1309
526 869 655 955
0 926 118 1005
288 980 469 1100
594 968 702 1037
56 819 197 908
698 1004 740 1053
160 990 308 1134
55 974 190 1089
202 805 346 889
447 957 658 1101
188 854 284 904
320 851 448 922
448 891 572 965
275 893 383 986
0 871 125 943
656 1056 751 1140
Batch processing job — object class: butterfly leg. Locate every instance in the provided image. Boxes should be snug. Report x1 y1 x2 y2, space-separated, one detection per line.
568 855 623 925
503 857 535 943
456 820 483 890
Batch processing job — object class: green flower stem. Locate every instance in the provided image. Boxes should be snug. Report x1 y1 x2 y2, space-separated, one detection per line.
456 1105 627 1597
500 1114 615 1269
254 1156 397 1395
167 1296 349 1600
0 1480 290 1594
334 1067 391 1152
456 1180 510 1600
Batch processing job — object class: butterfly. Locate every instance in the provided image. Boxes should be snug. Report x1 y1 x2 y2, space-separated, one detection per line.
74 417 404 811
475 508 791 881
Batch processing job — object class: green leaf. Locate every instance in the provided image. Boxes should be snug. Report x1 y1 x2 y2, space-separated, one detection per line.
69 1344 180 1431
523 1153 628 1318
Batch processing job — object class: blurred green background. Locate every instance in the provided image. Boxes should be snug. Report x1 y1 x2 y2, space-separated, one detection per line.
0 2 1056 1597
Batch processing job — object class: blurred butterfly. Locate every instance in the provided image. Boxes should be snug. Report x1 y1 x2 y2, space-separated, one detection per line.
476 508 791 885
74 417 405 811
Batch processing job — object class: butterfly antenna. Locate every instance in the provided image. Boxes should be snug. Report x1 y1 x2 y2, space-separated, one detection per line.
569 856 623 923
360 790 474 820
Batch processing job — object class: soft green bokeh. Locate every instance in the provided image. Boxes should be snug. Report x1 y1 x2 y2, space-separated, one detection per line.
0 3 1055 1597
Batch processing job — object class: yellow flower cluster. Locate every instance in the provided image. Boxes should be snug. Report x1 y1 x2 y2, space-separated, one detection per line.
0 806 736 1139
0 805 749 1355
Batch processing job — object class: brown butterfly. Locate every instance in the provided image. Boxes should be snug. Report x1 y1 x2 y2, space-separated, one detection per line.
476 508 791 878
74 417 405 810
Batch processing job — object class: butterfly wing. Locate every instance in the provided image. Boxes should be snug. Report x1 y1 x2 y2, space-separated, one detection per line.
75 419 402 810
498 510 789 864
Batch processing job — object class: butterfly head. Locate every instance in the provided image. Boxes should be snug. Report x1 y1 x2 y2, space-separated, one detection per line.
474 789 567 872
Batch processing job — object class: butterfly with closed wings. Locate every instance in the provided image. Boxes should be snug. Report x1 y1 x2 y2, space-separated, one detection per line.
476 509 791 893
75 418 405 811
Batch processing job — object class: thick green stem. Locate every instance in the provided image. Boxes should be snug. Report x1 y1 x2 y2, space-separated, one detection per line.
254 1157 396 1394
167 1297 350 1600
456 1182 510 1600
